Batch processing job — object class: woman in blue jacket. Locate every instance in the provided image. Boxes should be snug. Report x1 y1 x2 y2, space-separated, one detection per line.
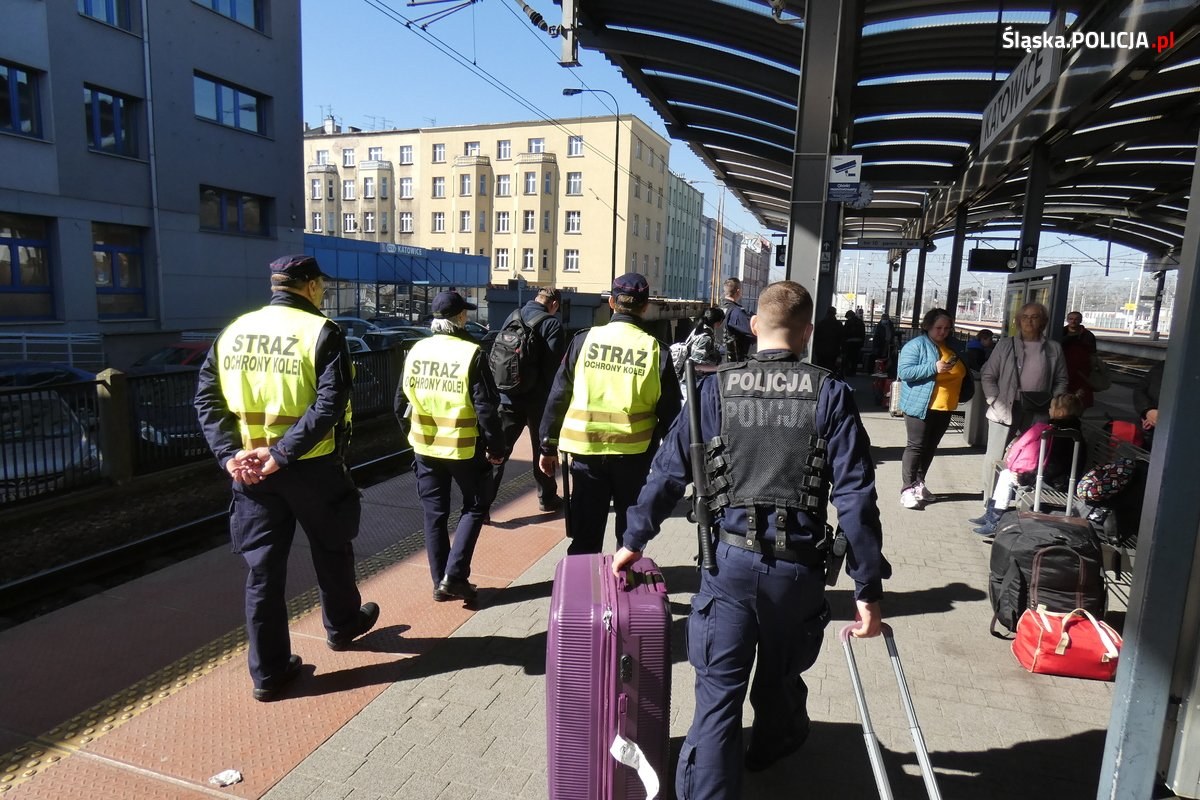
896 308 972 509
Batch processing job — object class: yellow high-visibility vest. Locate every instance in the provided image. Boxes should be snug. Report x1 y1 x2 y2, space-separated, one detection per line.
403 334 480 460
559 321 661 456
216 305 348 460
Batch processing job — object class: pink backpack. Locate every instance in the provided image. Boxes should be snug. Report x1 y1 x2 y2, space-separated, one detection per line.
1005 422 1054 475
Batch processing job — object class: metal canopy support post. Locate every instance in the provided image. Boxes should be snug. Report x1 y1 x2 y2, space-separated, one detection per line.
1149 270 1166 342
894 250 907 321
945 206 968 318
784 0 852 310
1017 144 1049 272
1100 127 1200 800
911 247 928 329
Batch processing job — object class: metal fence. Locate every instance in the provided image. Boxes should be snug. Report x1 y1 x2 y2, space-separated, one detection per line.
0 332 106 372
0 382 105 506
128 369 207 476
351 349 400 419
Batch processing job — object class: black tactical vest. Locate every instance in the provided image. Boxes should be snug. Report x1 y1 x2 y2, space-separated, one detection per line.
706 358 828 556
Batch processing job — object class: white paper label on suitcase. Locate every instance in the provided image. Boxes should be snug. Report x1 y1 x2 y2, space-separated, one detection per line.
610 734 660 799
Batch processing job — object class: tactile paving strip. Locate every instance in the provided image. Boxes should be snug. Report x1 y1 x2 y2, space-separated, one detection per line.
0 470 536 794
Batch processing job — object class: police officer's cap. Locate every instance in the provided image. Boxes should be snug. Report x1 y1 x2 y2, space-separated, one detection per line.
431 290 477 318
607 272 650 303
270 254 332 282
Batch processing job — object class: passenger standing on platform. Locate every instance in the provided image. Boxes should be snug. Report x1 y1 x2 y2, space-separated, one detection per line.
399 291 507 604
195 254 379 702
613 280 888 800
842 309 867 376
720 277 756 362
1133 361 1164 450
872 312 896 369
966 328 995 371
485 287 565 518
811 306 843 371
537 273 682 555
896 308 972 510
978 302 1068 501
1060 311 1099 408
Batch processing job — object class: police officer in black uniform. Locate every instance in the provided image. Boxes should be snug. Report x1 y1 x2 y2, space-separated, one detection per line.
195 255 379 702
614 281 889 800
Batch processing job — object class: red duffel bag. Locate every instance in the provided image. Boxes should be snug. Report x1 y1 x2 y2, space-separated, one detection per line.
1012 605 1122 681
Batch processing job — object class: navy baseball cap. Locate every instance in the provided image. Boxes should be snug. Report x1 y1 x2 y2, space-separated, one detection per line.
269 254 331 282
431 290 476 318
610 272 650 303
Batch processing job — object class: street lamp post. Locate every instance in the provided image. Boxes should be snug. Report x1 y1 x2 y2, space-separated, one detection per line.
563 87 620 287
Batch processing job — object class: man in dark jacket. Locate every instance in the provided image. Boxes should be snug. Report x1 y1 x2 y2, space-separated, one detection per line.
720 277 756 362
812 306 843 371
1133 361 1164 449
487 288 565 515
841 310 866 376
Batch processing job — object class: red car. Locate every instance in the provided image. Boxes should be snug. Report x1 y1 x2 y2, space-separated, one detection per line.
133 341 211 368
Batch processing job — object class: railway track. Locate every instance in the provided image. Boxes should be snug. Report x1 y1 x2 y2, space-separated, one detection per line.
0 448 413 628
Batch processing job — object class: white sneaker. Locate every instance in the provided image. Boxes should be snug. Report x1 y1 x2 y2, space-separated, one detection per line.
916 482 936 502
900 488 922 509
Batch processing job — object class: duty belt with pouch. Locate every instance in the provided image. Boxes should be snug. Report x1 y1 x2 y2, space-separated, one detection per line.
716 518 833 569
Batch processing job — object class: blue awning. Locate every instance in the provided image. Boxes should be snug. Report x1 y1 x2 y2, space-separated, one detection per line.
303 234 490 287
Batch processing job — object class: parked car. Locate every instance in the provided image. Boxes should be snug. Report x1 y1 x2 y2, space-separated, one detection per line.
133 341 211 368
332 316 381 338
0 361 96 388
362 329 431 353
463 320 490 341
369 316 414 329
345 335 369 354
0 390 101 503
124 365 208 459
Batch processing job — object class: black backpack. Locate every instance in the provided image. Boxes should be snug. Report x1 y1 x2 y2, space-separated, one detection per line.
488 309 550 395
988 511 1105 634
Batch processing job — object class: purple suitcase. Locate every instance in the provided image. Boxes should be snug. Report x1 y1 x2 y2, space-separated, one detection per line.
546 553 671 800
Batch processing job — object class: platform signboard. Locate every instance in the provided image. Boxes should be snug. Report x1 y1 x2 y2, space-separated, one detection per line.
827 155 862 201
980 14 1064 153
843 238 923 251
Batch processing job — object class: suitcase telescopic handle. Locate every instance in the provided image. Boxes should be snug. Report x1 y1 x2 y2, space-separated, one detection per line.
839 623 943 800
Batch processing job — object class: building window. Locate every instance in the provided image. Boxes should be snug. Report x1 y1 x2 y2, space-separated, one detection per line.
91 223 145 318
563 249 580 273
528 137 545 154
645 220 650 240
310 211 322 232
365 212 378 233
380 213 388 234
543 210 551 233
380 177 389 199
656 221 662 243
316 149 328 165
478 213 486 232
631 252 637 270
497 139 511 159
310 178 321 200
523 210 536 233
193 73 265 134
0 61 41 139
647 182 654 203
658 187 664 208
654 255 660 275
198 186 269 236
544 172 553 194
478 174 487 196
496 174 511 196
636 138 643 160
496 211 510 233
460 174 472 196
78 0 132 29
568 135 583 157
432 177 445 198
342 180 355 200
523 171 536 195
363 176 375 199
196 0 263 30
633 215 640 236
566 172 582 195
326 180 334 200
0 213 52 320
432 143 446 163
634 178 642 199
400 177 413 198
565 211 581 234
399 144 413 164
542 249 549 271
341 148 355 167
368 146 383 161
495 248 509 270
643 254 649 271
399 211 413 233
464 141 480 156
460 247 470 254
522 248 535 271
343 213 357 233
432 211 445 232
82 86 136 157
460 210 471 232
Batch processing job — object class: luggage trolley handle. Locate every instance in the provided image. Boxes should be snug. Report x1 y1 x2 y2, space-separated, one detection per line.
1034 427 1085 514
839 623 943 800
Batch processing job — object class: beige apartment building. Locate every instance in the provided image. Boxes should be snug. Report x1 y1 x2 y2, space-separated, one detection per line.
302 115 672 295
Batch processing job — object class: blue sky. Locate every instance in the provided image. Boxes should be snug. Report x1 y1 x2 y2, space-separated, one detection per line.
299 0 763 237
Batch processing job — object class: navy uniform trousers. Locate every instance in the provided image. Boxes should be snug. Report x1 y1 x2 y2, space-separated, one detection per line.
676 541 830 800
565 450 653 556
490 396 557 505
230 458 363 689
414 452 491 587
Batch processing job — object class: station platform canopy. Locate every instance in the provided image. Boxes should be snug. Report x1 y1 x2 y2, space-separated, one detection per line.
303 234 490 287
567 0 1200 257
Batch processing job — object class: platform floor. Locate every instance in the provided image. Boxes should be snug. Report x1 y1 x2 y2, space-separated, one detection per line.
0 376 1124 799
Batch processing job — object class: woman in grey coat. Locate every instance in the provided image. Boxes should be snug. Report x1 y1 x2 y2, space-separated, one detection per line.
974 302 1068 517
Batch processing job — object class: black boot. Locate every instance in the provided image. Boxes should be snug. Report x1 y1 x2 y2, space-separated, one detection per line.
973 508 1006 537
968 500 995 526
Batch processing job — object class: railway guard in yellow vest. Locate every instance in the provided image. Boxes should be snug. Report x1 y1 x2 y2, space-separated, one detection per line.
538 273 682 554
195 255 379 702
398 290 507 603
